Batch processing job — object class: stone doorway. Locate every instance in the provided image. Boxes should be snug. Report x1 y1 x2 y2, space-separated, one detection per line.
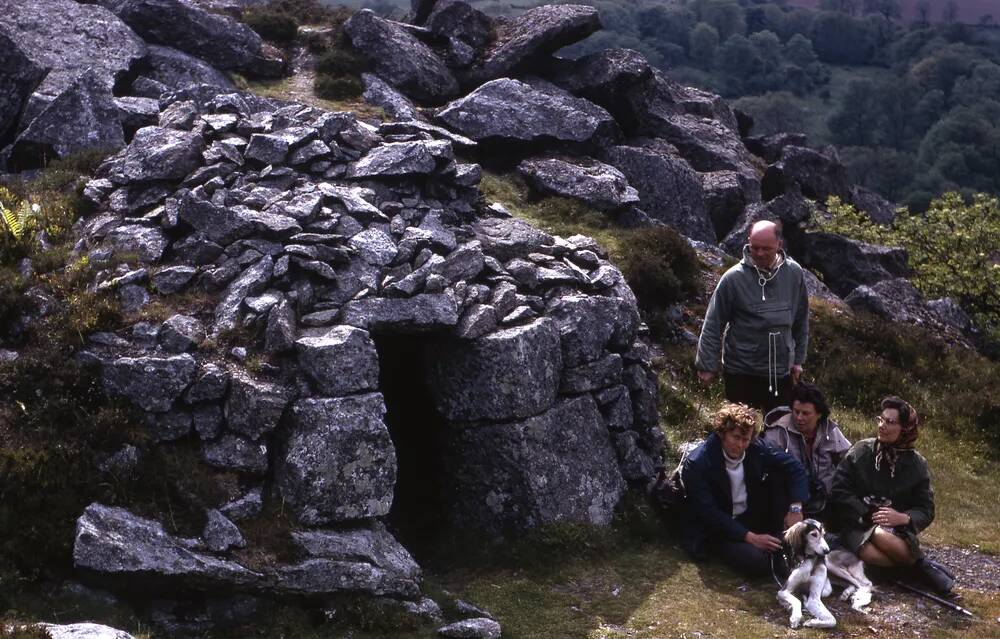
373 334 451 560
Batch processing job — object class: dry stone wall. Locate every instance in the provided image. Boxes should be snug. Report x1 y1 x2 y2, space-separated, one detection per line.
70 80 663 625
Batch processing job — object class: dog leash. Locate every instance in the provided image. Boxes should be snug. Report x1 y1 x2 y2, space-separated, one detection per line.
769 549 789 588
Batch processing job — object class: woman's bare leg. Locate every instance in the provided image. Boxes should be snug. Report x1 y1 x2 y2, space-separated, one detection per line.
868 528 917 566
858 542 893 567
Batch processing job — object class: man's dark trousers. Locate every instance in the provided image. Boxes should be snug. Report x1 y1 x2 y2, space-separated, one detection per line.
724 372 792 414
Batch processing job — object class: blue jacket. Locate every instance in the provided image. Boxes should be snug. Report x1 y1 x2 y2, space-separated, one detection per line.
679 432 809 558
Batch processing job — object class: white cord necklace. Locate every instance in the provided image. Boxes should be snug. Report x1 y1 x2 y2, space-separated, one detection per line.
750 253 784 301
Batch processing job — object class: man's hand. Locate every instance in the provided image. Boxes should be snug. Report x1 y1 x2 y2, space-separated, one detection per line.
783 510 804 530
873 507 910 528
697 370 716 385
745 531 782 553
791 364 803 385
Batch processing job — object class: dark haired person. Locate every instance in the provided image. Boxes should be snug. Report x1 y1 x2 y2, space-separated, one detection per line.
762 381 852 520
696 220 809 414
680 403 809 577
829 397 955 594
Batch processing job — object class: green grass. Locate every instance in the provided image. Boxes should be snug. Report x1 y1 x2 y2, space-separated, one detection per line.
240 76 386 120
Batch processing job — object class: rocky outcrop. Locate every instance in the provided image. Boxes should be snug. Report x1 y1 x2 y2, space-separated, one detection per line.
517 157 639 211
99 0 284 78
602 140 712 242
26 624 135 639
0 32 46 148
427 0 493 69
9 70 125 169
278 394 396 525
800 232 909 297
542 48 653 110
744 132 808 164
845 278 975 342
345 9 459 103
762 145 851 202
436 79 619 147
0 0 146 122
444 395 626 536
850 185 897 226
141 44 236 93
362 73 421 121
462 4 601 86
437 618 502 639
74 503 419 597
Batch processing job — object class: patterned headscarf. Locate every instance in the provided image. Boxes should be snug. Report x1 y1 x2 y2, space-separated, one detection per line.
874 397 919 478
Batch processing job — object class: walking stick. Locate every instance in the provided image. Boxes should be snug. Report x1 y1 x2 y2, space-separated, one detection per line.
892 580 975 618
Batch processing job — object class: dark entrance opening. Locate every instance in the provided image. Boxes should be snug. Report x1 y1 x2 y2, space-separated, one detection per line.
373 334 451 562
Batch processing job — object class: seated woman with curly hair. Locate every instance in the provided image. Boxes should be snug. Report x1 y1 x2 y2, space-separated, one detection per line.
680 403 809 577
829 396 955 594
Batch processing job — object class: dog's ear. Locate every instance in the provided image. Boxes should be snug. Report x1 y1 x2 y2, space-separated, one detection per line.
784 521 805 559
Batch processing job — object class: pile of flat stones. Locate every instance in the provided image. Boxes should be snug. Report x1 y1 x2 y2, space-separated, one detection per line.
72 81 662 633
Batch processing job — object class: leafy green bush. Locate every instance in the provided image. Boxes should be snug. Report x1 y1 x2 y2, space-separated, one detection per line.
314 74 364 100
615 226 701 312
243 9 298 42
260 0 335 24
818 193 1000 341
315 48 366 77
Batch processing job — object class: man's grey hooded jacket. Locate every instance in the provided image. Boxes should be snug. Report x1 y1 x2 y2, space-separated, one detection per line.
696 248 809 378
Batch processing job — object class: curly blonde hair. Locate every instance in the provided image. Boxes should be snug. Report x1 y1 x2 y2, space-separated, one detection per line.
712 402 759 437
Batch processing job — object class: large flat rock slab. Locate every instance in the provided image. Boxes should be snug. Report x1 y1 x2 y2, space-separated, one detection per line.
444 395 626 536
436 78 618 146
424 318 562 422
278 394 396 525
344 9 459 103
463 4 601 86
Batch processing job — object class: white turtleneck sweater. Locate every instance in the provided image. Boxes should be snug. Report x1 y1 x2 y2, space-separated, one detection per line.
724 450 748 517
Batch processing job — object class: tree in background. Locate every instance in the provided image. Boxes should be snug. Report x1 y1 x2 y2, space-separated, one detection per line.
782 33 816 67
717 34 762 93
952 62 1000 108
827 78 882 146
841 146 916 200
689 22 720 68
873 79 921 149
914 0 931 27
811 11 875 64
749 30 782 76
862 0 900 20
818 0 858 16
942 0 959 24
734 91 809 134
821 192 1000 341
909 44 983 98
693 0 746 41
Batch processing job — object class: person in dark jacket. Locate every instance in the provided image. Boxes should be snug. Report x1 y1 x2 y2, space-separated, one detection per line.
680 403 810 577
829 396 955 594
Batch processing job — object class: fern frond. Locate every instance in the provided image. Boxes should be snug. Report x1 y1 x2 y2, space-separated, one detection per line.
0 201 25 240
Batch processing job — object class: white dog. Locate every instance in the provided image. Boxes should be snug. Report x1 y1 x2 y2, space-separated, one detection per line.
777 519 873 628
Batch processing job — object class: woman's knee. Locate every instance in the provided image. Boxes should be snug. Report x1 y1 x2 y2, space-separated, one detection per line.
870 529 917 565
859 543 892 567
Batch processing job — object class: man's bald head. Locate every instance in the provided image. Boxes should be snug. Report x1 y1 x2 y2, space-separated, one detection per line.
748 220 782 269
749 220 781 243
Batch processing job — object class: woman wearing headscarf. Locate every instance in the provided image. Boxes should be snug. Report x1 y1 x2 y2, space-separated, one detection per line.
829 396 955 594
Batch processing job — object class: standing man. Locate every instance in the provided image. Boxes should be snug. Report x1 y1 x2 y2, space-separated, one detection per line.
696 220 809 414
